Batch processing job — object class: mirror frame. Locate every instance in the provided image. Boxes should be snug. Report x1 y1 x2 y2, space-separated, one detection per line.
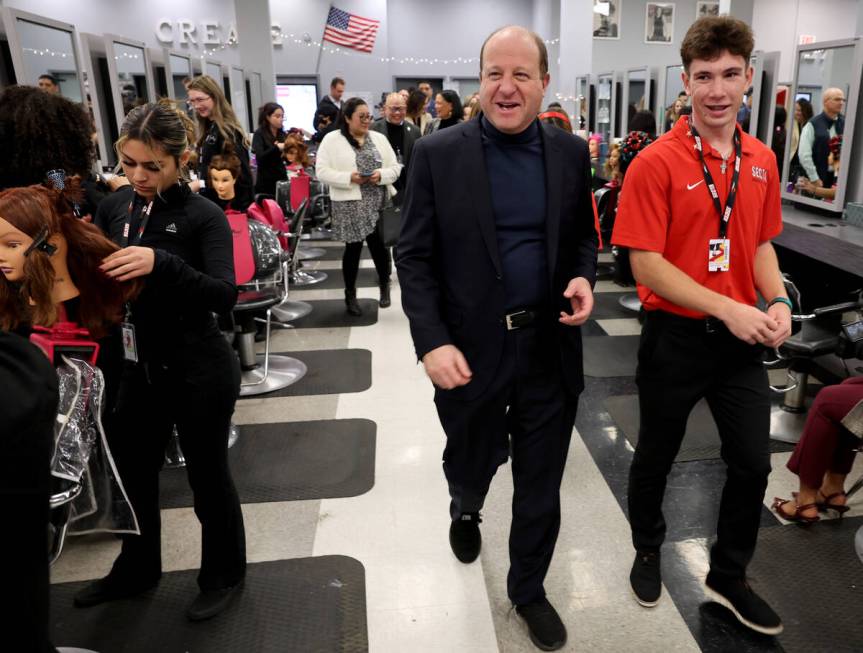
748 50 781 146
229 65 250 133
595 71 617 143
203 58 223 89
77 33 111 167
780 37 863 213
2 8 86 102
621 67 655 135
575 74 591 133
164 49 192 100
249 70 264 120
104 34 155 133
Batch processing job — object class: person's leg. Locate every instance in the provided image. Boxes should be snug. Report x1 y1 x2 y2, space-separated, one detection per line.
175 339 246 591
342 241 363 314
506 326 578 606
365 229 392 307
705 349 772 579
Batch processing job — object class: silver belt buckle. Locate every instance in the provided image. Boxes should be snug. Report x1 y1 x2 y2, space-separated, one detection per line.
506 310 527 331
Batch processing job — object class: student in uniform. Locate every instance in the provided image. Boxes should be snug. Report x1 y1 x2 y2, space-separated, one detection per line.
74 100 246 622
612 16 791 636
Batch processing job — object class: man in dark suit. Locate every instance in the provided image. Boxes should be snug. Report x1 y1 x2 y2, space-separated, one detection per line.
312 77 345 143
396 26 597 652
370 92 421 198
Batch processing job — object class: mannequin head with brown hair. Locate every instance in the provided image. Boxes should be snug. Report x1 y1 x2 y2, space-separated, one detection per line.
0 183 139 337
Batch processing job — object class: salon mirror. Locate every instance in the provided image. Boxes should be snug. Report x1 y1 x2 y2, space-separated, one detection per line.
782 39 862 212
205 59 222 88
661 64 685 133
623 67 655 135
575 75 589 132
169 53 192 100
249 71 264 123
2 9 85 102
105 36 153 129
596 72 614 147
229 66 250 133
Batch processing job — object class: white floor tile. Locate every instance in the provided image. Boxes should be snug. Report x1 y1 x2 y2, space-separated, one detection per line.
595 318 643 336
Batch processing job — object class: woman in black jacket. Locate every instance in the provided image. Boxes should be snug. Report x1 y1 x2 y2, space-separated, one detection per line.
187 75 253 208
74 100 246 621
251 102 287 197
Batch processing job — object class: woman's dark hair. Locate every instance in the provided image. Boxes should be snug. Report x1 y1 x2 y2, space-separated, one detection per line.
406 90 427 118
0 183 140 336
0 85 94 190
257 102 285 144
796 98 814 125
338 97 369 150
438 90 463 122
629 110 657 138
619 131 655 179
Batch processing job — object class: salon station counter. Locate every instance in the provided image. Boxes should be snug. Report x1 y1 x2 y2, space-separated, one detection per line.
775 203 863 279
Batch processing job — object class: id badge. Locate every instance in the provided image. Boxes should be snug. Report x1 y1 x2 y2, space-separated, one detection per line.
121 321 139 362
708 238 731 272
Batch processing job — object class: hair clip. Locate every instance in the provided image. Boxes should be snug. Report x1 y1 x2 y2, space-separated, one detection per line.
24 227 57 257
45 169 67 190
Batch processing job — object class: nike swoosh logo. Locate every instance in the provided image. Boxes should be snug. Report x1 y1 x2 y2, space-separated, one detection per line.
687 180 705 190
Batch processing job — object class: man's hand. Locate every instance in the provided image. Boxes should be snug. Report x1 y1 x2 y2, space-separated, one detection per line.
763 302 792 348
100 246 155 282
422 344 472 390
559 277 594 326
720 301 779 345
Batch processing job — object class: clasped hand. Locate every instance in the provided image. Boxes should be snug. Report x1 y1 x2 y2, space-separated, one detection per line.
722 301 791 348
350 170 381 185
100 246 155 282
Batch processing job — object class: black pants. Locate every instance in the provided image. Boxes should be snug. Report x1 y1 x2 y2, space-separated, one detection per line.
106 334 246 590
342 229 390 290
628 311 771 579
435 324 578 605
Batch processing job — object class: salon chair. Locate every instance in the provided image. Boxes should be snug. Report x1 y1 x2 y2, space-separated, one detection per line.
594 186 617 279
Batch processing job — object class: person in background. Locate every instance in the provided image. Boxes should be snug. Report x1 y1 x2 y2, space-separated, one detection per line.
538 109 572 133
406 90 433 134
398 88 410 104
772 376 863 522
313 77 345 143
587 134 602 175
76 100 246 622
252 102 287 197
603 142 621 185
418 80 436 117
771 106 787 168
788 98 813 179
186 75 253 208
463 93 480 121
629 110 657 138
796 135 842 200
371 92 421 193
798 87 845 189
664 92 687 131
315 98 402 315
613 16 789 636
37 74 61 95
208 153 248 212
424 90 463 136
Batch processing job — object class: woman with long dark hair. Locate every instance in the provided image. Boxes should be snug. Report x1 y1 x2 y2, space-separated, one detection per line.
74 99 246 622
315 97 401 315
251 102 287 196
424 90 463 136
187 75 253 207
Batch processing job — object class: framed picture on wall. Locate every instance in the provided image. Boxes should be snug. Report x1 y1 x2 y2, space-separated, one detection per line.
645 3 675 44
696 1 720 18
593 0 621 40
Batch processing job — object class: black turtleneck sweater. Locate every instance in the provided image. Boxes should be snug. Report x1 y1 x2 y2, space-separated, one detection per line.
480 116 548 310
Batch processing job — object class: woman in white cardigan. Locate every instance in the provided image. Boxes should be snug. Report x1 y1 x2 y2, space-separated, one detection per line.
315 97 402 315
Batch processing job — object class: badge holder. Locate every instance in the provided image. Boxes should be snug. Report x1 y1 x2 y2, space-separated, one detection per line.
708 238 731 272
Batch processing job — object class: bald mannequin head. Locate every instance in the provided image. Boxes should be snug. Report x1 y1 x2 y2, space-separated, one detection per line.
822 87 846 119
383 92 408 125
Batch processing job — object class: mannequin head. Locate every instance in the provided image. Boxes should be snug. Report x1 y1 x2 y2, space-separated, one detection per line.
283 136 310 168
208 154 240 202
0 183 138 336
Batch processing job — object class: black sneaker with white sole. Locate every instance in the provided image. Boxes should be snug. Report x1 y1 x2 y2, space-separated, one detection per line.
515 597 567 651
449 512 481 563
630 551 661 607
705 572 783 636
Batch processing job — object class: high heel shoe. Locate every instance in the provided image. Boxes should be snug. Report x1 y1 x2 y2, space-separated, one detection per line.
772 497 820 523
816 491 850 515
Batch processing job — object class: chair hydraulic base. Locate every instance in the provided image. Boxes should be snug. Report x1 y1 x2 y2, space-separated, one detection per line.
240 354 307 396
271 299 313 323
303 227 333 241
291 269 327 286
768 404 808 444
297 247 326 260
619 293 642 313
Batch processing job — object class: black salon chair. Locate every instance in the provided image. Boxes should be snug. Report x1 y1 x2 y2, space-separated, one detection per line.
285 196 328 287
594 186 617 279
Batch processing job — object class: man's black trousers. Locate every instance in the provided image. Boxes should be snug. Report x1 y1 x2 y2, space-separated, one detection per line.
628 310 772 579
435 321 579 605
106 334 246 591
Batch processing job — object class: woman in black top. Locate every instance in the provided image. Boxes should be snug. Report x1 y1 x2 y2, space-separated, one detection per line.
251 102 287 196
187 75 253 208
75 100 246 621
423 90 463 136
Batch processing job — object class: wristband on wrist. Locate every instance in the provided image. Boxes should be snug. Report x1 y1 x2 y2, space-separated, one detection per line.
768 296 793 311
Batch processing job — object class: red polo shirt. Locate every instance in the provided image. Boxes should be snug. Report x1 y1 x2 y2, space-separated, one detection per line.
611 116 782 318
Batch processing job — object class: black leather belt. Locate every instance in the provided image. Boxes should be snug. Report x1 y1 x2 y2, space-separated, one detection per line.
505 309 538 331
647 310 728 334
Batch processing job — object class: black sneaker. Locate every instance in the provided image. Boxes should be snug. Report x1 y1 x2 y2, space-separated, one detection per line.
630 551 661 607
515 597 567 651
448 512 481 563
186 581 243 621
705 572 783 636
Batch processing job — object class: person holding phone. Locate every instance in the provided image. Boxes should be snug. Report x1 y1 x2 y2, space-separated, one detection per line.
315 98 401 316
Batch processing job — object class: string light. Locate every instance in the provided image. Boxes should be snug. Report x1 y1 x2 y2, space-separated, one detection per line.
23 47 69 58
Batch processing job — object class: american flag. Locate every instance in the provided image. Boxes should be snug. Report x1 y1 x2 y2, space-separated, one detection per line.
323 6 379 53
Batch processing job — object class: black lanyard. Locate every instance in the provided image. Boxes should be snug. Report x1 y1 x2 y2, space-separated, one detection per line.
689 123 742 239
121 197 154 247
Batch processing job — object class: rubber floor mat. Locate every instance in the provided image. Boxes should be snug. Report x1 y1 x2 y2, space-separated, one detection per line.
50 556 368 653
315 244 370 260
240 348 371 398
291 299 379 328
582 335 640 377
295 266 380 290
605 394 795 462
160 419 376 508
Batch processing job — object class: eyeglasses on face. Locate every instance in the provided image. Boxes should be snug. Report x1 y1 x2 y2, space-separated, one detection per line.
387 106 406 112
356 113 373 121
187 96 211 106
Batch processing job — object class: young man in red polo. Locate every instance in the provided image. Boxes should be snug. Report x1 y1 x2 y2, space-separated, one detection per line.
612 16 791 635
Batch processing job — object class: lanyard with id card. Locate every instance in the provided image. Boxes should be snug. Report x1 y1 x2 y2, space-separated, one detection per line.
119 196 153 362
689 123 741 273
